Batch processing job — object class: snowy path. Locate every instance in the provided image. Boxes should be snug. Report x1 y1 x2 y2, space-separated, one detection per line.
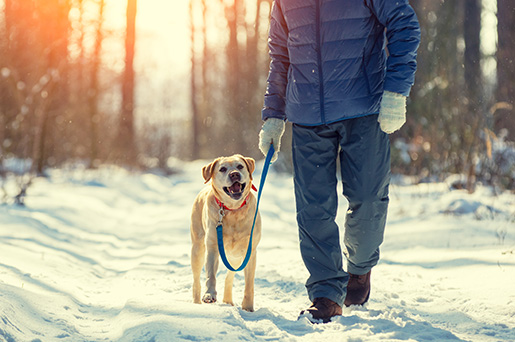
1 165 514 342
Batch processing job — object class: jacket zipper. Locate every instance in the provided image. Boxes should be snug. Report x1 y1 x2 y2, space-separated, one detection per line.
315 0 326 124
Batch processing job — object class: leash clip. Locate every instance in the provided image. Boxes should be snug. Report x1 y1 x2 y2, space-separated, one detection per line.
218 206 225 226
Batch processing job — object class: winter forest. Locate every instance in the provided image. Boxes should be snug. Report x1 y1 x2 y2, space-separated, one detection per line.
0 0 513 193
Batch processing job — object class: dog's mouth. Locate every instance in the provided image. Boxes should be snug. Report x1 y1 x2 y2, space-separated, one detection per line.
223 182 246 200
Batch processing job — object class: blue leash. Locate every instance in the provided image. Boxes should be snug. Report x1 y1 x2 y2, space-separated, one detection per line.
216 144 275 272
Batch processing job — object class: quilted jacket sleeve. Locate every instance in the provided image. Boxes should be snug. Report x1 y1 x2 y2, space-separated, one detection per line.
262 0 289 121
366 0 420 97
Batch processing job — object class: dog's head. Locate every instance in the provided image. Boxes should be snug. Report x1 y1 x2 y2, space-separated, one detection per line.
202 155 256 203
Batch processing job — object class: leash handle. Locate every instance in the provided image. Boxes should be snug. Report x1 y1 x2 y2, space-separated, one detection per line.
217 143 275 272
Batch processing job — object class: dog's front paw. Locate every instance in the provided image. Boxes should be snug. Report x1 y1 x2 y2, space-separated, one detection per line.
242 305 254 312
242 299 254 312
202 293 217 303
223 299 234 306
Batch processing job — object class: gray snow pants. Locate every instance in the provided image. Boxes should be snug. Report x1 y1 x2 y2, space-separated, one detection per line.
292 114 390 307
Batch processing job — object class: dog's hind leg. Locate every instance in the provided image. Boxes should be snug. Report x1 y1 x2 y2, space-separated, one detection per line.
223 271 235 306
242 252 257 312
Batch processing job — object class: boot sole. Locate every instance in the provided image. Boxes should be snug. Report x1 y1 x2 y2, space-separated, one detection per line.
298 312 340 324
344 288 371 307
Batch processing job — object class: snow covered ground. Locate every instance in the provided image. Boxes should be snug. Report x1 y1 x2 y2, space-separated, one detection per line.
0 161 514 342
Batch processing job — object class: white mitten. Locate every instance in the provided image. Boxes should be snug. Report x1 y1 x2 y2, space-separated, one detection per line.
258 118 285 163
378 91 407 134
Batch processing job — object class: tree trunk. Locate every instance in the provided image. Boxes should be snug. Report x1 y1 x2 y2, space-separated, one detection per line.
118 0 138 165
87 0 105 168
464 0 482 107
463 0 482 191
495 0 515 140
33 0 71 174
190 0 200 160
224 0 245 155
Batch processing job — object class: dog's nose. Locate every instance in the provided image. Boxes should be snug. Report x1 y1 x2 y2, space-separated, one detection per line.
229 171 241 182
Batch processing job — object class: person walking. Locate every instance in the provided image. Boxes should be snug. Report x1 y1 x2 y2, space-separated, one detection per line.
258 0 420 323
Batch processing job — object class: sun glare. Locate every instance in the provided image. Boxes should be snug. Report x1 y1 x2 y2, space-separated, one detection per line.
107 0 190 65
68 0 190 74
133 0 190 68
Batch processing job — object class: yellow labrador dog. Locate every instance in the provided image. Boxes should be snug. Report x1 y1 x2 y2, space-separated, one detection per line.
191 155 261 312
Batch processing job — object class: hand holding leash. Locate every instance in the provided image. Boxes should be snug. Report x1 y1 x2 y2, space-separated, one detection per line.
259 118 285 163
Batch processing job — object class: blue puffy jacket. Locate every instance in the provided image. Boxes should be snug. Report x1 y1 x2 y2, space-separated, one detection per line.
262 0 420 126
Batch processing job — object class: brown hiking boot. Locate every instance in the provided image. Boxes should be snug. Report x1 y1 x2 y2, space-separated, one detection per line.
344 271 371 307
299 297 342 323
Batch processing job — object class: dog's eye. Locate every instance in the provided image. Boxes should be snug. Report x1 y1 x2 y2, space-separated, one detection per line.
219 167 227 173
237 164 244 170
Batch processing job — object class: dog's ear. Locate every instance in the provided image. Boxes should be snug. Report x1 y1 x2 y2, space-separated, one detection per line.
202 159 219 184
243 157 255 180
